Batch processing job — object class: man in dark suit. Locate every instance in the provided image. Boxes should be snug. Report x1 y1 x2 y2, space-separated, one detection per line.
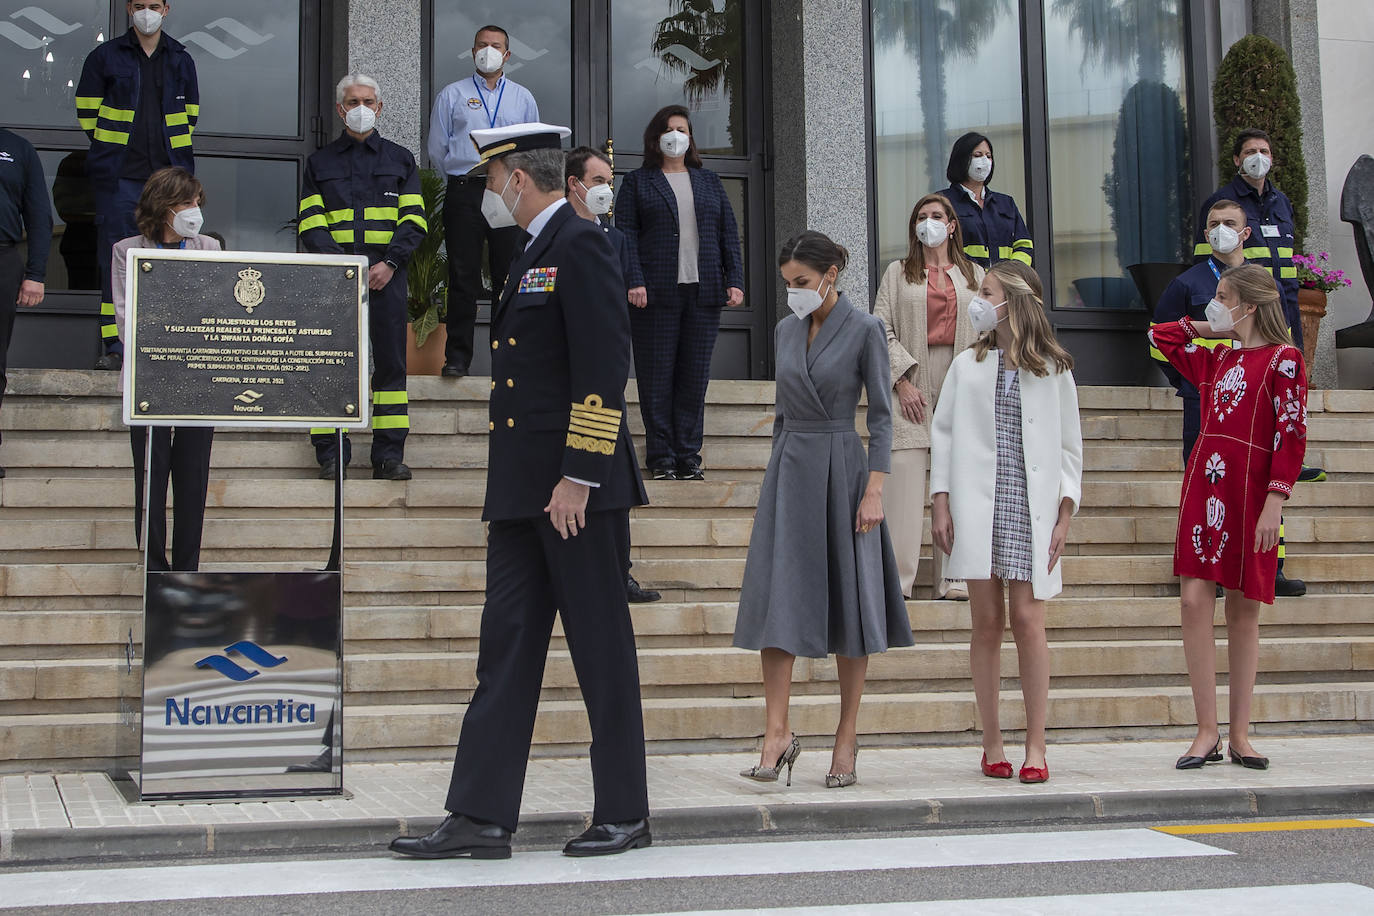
390 123 651 860
564 145 661 605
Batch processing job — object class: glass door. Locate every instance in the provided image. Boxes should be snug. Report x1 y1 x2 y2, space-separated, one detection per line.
427 0 772 378
4 0 327 369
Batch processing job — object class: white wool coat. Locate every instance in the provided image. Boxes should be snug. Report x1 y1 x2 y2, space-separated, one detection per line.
929 347 1083 599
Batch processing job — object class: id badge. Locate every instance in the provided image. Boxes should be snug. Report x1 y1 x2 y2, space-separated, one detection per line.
1261 224 1281 238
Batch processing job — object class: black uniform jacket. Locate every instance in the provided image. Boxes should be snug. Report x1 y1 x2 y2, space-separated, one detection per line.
484 203 648 522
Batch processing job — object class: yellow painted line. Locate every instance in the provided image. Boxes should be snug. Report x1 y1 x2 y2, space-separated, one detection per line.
1156 819 1374 836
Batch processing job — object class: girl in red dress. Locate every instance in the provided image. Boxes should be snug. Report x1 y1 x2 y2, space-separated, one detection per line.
1148 263 1306 772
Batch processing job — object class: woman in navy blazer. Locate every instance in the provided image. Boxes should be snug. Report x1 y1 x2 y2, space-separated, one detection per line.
616 105 744 480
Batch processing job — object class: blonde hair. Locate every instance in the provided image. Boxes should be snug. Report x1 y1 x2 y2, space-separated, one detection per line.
901 193 979 290
972 260 1074 376
1220 263 1290 347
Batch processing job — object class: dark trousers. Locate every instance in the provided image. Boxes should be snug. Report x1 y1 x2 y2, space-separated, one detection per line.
95 178 143 355
131 425 214 572
311 269 409 466
629 283 720 468
0 245 20 449
1182 393 1285 574
442 177 522 371
445 509 649 833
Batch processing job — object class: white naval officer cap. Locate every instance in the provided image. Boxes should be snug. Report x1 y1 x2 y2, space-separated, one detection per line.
468 122 573 175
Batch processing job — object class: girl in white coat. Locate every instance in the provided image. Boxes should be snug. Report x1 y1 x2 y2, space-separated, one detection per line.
930 260 1083 784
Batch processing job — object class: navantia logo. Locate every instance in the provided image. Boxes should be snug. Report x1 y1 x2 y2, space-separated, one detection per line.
181 17 274 60
195 640 287 681
1 8 82 50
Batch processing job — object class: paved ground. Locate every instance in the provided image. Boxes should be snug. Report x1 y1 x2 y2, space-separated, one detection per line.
3 735 1373 863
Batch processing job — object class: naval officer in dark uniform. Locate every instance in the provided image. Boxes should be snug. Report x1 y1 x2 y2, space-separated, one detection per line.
390 123 651 860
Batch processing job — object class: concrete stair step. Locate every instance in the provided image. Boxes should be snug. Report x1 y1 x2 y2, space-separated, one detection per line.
7 681 1373 764
2 553 1372 606
5 638 1369 712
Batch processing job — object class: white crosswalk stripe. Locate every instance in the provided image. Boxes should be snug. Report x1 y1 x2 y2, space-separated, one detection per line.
621 884 1374 915
0 829 1224 908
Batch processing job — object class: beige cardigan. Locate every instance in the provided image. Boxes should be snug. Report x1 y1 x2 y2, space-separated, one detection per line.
872 258 983 450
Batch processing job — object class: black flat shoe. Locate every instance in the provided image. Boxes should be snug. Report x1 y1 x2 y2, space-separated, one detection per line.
1175 736 1223 770
627 575 661 603
1229 746 1270 770
562 818 651 857
676 461 705 481
441 364 467 378
389 814 511 859
318 459 341 481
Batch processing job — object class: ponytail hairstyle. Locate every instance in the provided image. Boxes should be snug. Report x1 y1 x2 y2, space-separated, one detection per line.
778 230 849 277
972 260 1074 376
901 192 978 289
1219 263 1290 347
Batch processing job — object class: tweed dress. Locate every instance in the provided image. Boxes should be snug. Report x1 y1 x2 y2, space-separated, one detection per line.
991 352 1034 581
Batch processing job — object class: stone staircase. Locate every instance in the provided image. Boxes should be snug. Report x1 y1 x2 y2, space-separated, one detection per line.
1 370 1372 770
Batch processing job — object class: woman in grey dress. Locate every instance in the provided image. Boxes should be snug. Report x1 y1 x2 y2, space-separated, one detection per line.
733 231 913 789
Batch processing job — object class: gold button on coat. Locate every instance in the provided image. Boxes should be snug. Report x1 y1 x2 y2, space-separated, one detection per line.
506 418 515 428
490 380 496 390
491 340 499 350
488 421 495 431
508 337 516 346
506 378 514 388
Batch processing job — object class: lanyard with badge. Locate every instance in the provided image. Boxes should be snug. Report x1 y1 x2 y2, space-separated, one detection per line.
472 75 505 129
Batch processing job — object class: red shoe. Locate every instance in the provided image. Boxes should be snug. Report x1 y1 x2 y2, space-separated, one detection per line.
981 752 1014 779
1019 762 1049 784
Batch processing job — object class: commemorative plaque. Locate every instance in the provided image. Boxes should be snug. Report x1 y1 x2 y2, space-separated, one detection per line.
113 249 366 803
123 249 371 428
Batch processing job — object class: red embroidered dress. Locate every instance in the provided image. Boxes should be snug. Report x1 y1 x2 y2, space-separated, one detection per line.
1148 318 1307 603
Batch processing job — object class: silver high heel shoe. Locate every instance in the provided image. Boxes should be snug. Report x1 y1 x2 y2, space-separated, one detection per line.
740 734 802 786
825 744 859 788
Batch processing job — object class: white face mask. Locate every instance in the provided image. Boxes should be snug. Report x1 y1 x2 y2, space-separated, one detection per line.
170 206 203 238
660 130 691 159
1241 152 1272 181
579 179 614 216
915 217 949 249
967 296 1005 335
474 46 504 75
968 155 993 182
481 171 521 229
1204 297 1247 333
131 8 163 35
344 104 376 134
1208 224 1242 256
786 277 832 320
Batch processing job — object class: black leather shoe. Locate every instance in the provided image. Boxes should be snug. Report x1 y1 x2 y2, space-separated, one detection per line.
318 459 341 481
94 352 122 371
389 814 512 859
562 818 651 857
1175 736 1223 770
373 459 413 480
285 748 332 773
441 363 467 378
1274 571 1306 597
650 462 677 481
1229 746 1270 770
676 461 704 481
627 575 661 603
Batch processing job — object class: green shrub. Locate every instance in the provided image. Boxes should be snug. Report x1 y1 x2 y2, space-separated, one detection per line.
1212 34 1307 243
406 169 448 347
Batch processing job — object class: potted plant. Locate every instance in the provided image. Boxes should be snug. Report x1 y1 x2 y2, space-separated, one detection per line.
1293 251 1353 369
405 168 448 375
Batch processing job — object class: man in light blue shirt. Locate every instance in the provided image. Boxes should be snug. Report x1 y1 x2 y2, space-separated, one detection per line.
428 24 539 377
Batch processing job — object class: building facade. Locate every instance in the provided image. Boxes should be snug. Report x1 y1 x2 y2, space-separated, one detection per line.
5 0 1364 386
